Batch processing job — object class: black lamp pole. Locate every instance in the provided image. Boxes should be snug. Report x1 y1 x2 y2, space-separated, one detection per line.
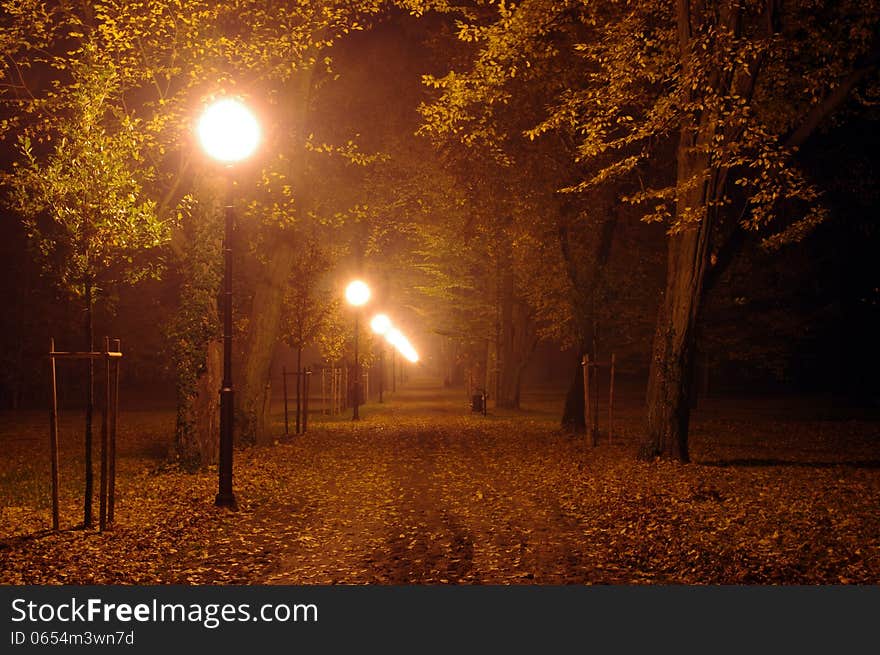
216 180 236 508
378 346 384 403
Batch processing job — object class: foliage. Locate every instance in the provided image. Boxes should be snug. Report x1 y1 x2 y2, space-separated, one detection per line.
420 0 878 249
4 42 167 299
281 236 346 360
1 0 876 455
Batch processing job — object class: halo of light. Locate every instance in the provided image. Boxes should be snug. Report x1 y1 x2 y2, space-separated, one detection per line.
370 313 392 335
197 98 261 163
345 280 371 307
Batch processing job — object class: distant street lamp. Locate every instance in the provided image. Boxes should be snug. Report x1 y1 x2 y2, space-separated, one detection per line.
345 280 371 420
370 313 391 336
382 324 419 393
385 327 419 363
370 314 392 403
197 96 261 509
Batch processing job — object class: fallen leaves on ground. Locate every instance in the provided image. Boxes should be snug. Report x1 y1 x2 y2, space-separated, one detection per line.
1 384 878 585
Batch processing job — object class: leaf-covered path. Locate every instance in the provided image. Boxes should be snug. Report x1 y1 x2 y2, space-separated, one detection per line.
2 378 879 584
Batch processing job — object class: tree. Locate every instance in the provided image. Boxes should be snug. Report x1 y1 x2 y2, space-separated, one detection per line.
414 0 879 459
280 236 345 426
1 0 224 469
415 1 667 422
630 0 878 461
166 187 223 470
4 42 167 525
213 1 405 445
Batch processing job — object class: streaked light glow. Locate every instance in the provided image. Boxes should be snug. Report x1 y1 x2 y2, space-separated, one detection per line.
370 313 392 335
345 280 371 307
385 327 403 348
385 327 419 363
197 98 261 163
401 344 420 363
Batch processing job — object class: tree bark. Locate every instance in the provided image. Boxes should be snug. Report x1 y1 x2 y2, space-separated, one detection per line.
174 339 221 470
238 239 297 445
172 176 224 469
496 297 536 408
642 134 715 462
236 70 314 446
642 228 710 462
641 0 730 462
295 345 302 434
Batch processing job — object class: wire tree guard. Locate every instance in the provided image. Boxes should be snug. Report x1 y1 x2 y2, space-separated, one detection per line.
282 366 312 436
582 353 616 446
49 337 122 532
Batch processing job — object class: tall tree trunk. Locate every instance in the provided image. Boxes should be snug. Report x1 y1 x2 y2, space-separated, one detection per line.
495 259 513 407
642 137 715 462
497 301 537 408
495 249 537 409
172 178 223 469
641 0 741 461
561 348 587 433
295 345 302 434
493 263 502 403
237 71 314 445
484 337 492 399
642 234 707 462
557 200 618 430
83 278 94 528
175 339 221 471
238 239 297 444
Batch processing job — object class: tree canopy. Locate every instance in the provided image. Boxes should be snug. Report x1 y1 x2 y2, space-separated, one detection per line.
0 0 876 461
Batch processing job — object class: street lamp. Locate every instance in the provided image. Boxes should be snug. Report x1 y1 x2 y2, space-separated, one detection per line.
345 280 371 420
197 96 261 509
370 313 391 336
385 327 419 363
370 314 392 403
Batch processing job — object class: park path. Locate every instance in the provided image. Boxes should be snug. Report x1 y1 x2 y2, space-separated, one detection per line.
247 378 609 584
5 375 878 584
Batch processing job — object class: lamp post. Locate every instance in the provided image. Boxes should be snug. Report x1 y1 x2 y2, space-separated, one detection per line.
197 97 261 509
370 314 392 403
345 280 371 420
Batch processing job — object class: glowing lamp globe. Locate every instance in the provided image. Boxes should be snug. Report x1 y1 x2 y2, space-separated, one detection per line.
345 280 371 307
370 314 392 335
197 98 261 163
